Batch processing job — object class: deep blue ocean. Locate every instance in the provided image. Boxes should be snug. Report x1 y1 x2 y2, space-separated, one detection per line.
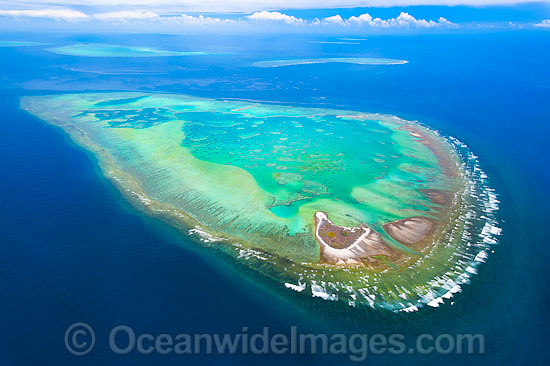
0 30 549 365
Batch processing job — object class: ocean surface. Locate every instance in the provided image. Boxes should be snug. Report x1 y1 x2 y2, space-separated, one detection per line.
0 31 549 365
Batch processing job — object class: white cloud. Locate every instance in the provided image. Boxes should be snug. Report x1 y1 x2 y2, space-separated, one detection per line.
246 11 455 28
0 1 541 13
349 13 374 23
534 19 550 28
386 12 455 27
94 10 160 21
324 15 346 26
93 11 236 25
322 12 455 27
176 14 237 25
0 7 499 30
0 9 88 21
247 11 304 24
0 0 545 13
0 7 460 29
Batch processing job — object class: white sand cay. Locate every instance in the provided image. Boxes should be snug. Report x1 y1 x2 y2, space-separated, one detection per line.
314 212 393 266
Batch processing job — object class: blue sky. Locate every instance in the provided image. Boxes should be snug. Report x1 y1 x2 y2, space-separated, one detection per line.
0 1 549 33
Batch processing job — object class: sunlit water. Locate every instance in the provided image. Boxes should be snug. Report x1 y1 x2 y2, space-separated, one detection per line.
0 32 548 364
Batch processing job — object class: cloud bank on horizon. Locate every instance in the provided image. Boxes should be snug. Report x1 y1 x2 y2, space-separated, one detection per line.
0 0 548 30
249 11 455 27
0 0 544 13
0 9 459 28
0 9 88 21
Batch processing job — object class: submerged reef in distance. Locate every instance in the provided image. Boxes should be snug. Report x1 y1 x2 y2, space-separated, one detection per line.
0 40 47 47
21 93 501 311
45 43 208 57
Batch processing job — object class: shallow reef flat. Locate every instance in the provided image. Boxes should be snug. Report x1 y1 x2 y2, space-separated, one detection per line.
252 57 408 67
20 92 501 311
46 43 208 57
